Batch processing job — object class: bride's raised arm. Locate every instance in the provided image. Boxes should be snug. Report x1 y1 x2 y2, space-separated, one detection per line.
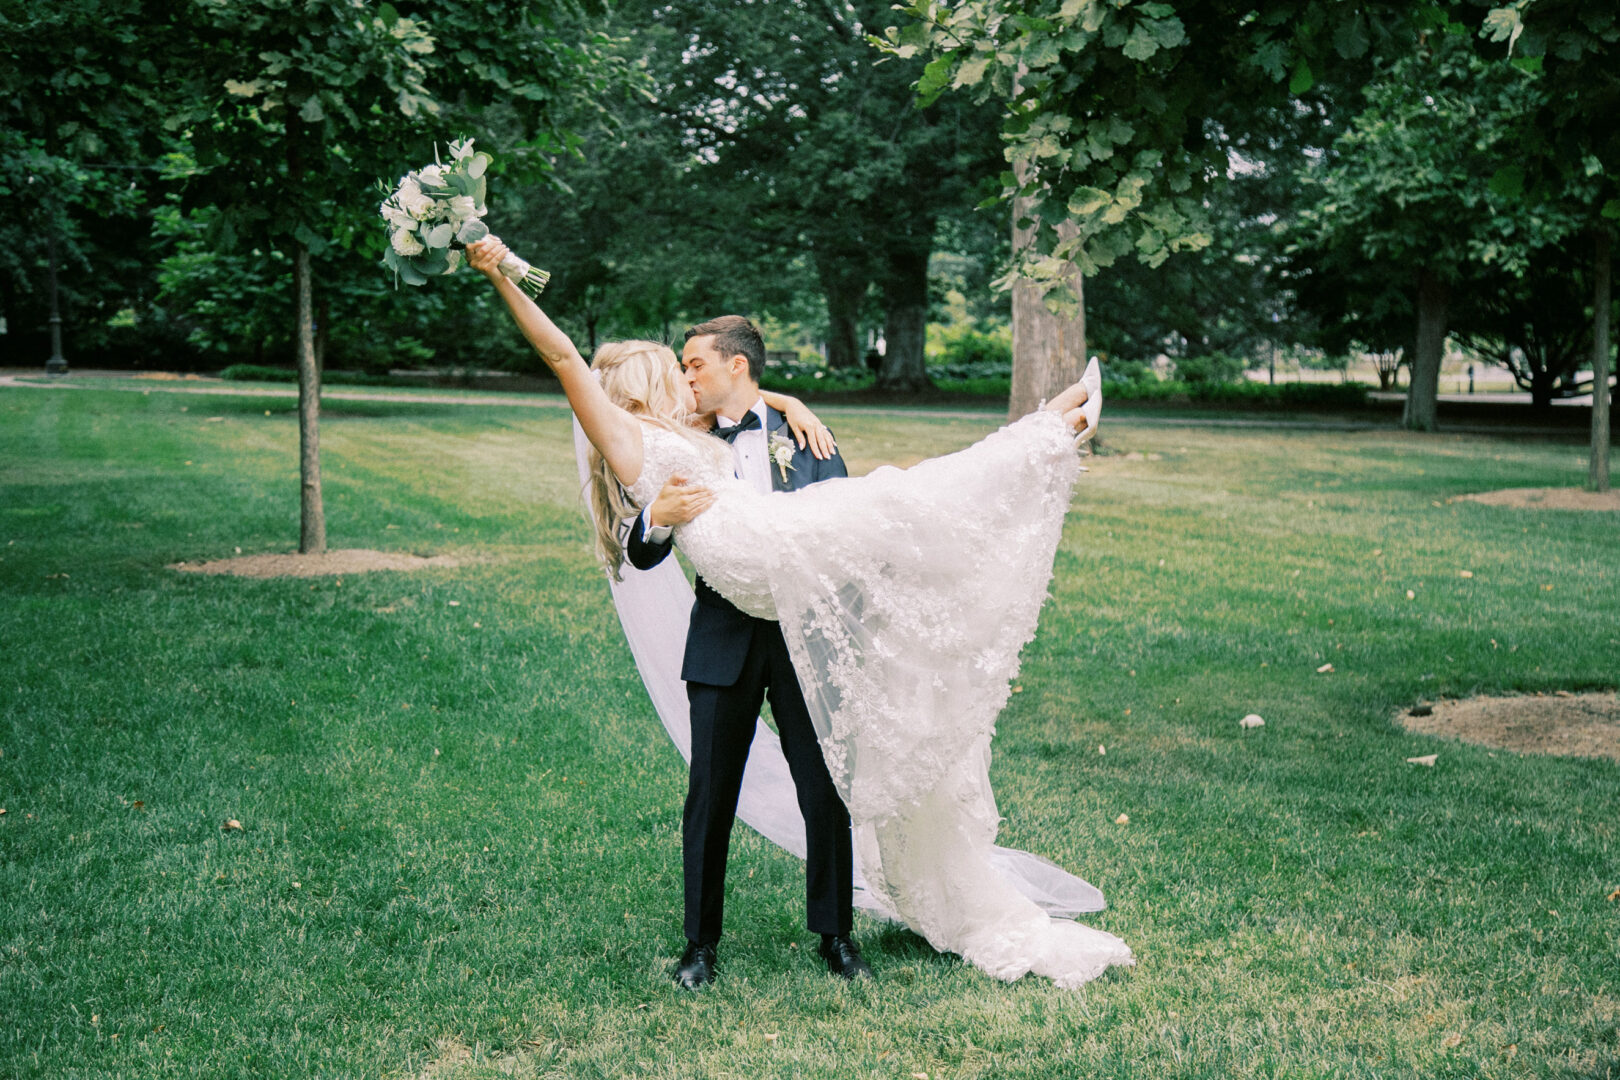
467 236 644 485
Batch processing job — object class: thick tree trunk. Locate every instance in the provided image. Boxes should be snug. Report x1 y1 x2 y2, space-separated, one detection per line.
1008 196 1084 420
294 244 326 554
877 243 931 392
817 253 866 370
1402 269 1449 432
825 288 863 370
1589 228 1612 493
1530 365 1556 410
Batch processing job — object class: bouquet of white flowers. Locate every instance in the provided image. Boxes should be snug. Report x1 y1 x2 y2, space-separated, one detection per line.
378 138 549 295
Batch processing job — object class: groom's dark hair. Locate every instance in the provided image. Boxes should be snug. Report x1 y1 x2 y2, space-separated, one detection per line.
686 315 764 383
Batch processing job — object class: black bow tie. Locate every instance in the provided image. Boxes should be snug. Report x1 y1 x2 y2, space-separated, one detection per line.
715 412 762 442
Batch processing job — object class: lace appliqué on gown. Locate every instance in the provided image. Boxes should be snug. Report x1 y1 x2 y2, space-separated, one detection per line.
629 413 1133 988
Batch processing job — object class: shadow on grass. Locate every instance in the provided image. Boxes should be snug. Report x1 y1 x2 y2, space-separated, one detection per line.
867 922 945 964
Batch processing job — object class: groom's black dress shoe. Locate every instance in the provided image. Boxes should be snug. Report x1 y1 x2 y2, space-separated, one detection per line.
818 934 873 981
673 940 717 990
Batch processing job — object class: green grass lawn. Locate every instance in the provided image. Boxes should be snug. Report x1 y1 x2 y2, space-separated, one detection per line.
2 386 1616 1079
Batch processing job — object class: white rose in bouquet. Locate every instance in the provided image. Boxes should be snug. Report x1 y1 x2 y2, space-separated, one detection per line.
390 229 425 257
402 191 436 220
447 195 477 220
418 164 446 187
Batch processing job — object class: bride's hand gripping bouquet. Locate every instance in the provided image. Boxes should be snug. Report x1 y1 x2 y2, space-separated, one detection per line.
377 138 549 295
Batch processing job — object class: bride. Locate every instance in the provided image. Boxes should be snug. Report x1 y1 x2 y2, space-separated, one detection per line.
468 237 1133 989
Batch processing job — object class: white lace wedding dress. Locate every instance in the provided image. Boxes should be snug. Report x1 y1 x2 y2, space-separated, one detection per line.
627 409 1134 988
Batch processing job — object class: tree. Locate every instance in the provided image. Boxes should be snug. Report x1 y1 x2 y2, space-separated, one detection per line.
152 199 517 372
1086 155 1294 369
601 0 1002 390
1289 29 1575 430
1453 247 1594 408
162 0 619 552
0 0 189 371
1482 0 1620 488
874 1 1557 422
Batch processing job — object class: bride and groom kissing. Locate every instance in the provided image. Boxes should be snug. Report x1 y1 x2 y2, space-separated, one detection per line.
628 314 868 989
467 235 1133 991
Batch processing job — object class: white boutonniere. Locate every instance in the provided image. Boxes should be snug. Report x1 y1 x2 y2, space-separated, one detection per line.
768 432 797 483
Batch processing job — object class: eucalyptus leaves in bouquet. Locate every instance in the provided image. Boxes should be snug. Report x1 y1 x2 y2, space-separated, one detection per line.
378 138 549 294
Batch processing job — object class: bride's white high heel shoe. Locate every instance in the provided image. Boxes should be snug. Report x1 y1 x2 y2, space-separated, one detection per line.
1074 358 1102 446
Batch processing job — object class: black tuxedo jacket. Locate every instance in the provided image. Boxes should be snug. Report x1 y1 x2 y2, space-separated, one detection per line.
624 405 848 687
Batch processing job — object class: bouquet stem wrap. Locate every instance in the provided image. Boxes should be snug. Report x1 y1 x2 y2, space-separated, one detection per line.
498 251 551 296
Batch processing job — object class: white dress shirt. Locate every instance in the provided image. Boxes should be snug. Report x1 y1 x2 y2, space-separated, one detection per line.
642 396 770 543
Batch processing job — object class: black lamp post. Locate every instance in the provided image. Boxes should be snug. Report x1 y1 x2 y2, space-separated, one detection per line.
44 226 68 376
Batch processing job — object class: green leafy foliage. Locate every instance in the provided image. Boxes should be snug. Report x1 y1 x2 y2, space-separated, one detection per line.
0 1 189 363
1290 28 1577 281
872 1 1544 309
153 202 521 372
519 0 1004 386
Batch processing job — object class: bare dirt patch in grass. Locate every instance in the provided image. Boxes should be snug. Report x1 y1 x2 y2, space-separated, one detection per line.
170 548 464 578
1456 487 1620 512
1401 692 1620 762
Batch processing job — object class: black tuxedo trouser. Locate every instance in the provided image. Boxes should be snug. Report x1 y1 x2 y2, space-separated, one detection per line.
684 620 853 944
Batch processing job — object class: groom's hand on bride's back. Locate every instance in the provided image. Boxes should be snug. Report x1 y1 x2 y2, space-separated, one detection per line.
648 474 716 528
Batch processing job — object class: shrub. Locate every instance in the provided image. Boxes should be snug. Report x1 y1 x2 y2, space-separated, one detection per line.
929 358 1013 382
1106 378 1370 409
934 375 1012 396
937 328 1012 369
1172 352 1247 385
1101 358 1156 385
218 364 398 386
220 364 296 382
1276 382 1370 409
760 357 875 392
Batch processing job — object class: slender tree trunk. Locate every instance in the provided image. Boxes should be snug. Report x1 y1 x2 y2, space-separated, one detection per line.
314 294 329 376
1008 193 1084 420
817 252 866 370
877 241 931 392
1375 353 1397 392
294 244 326 554
1403 269 1449 432
1589 228 1612 493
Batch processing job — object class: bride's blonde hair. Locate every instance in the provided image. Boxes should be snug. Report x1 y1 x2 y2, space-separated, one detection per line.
587 340 728 579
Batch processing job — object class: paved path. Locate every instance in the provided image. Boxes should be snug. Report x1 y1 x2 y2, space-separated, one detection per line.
0 371 1585 436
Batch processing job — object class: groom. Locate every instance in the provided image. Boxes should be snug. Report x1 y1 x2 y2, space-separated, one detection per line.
625 315 871 989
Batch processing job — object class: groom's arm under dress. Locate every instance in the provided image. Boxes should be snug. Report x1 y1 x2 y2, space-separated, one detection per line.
625 427 848 570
